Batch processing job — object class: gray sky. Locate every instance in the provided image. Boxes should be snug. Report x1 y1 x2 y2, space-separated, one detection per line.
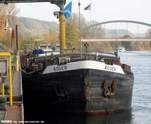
16 0 151 33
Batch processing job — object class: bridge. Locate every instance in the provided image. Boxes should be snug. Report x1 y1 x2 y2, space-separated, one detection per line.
89 20 151 28
84 20 151 42
81 38 151 42
81 20 151 51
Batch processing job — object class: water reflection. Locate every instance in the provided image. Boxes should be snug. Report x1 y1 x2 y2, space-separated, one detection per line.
86 110 132 124
46 110 132 124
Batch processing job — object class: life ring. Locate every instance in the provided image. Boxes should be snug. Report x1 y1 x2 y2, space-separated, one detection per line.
103 80 110 97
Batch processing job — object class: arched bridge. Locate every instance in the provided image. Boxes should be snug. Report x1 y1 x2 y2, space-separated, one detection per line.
89 20 151 28
84 20 151 42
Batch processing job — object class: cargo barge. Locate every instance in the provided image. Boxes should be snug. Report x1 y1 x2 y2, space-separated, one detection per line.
21 51 134 119
20 1 133 120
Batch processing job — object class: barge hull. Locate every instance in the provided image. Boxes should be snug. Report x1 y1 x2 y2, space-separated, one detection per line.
22 68 133 120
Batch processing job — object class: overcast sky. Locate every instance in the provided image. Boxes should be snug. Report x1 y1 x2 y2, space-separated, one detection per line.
16 0 151 33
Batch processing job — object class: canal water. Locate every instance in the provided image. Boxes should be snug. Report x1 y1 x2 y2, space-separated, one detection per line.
120 51 151 124
46 51 151 124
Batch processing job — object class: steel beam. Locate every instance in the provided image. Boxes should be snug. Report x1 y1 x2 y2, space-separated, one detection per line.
0 0 65 5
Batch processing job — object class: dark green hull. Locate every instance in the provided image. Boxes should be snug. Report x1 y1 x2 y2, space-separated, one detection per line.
22 68 133 120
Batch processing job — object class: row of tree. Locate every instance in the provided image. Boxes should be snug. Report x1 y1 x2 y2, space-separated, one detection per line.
41 13 102 49
0 5 114 51
1 4 151 51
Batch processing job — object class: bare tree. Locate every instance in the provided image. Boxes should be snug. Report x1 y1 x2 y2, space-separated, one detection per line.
0 4 19 47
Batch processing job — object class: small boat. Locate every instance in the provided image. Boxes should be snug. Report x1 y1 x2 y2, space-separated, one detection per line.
118 47 126 53
36 43 60 56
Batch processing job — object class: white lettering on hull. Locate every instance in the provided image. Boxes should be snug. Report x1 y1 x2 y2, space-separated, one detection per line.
53 65 67 72
43 60 125 74
105 65 116 72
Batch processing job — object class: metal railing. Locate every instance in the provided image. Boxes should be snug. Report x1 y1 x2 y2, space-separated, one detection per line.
0 52 13 106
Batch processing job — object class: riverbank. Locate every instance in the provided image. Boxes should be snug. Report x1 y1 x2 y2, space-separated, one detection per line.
87 41 151 52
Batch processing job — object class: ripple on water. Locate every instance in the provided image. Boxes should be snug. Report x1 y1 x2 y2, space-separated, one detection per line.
122 51 151 124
